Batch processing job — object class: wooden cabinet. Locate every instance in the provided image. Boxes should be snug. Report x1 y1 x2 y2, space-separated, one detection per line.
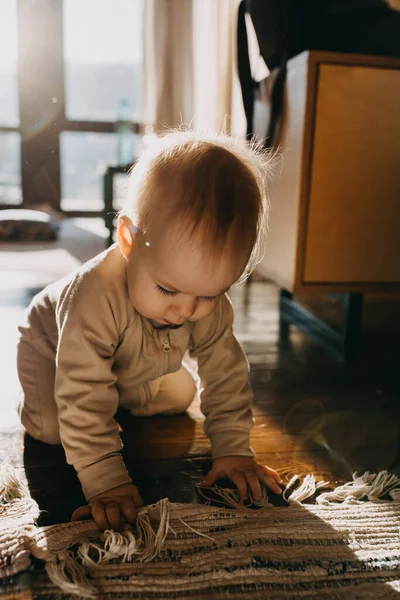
255 51 400 294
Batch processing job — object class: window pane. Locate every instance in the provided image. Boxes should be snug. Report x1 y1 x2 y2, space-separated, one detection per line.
113 174 130 212
60 131 138 211
63 0 143 122
0 0 19 126
0 132 22 204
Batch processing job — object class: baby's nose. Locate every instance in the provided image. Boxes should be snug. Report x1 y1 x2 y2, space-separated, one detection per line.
173 298 197 319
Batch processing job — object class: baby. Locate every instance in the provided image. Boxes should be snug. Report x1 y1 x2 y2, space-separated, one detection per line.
17 131 282 532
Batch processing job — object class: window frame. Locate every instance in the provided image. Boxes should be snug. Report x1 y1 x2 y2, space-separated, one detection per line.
0 0 143 215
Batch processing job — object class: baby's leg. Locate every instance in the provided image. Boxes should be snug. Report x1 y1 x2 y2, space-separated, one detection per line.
130 366 197 417
17 339 61 445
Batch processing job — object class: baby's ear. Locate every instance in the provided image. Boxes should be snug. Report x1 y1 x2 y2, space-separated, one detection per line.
118 216 137 259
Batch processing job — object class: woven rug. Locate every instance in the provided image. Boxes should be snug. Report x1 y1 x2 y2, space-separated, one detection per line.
1 467 400 599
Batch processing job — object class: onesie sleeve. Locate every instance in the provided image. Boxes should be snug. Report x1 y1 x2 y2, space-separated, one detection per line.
189 294 254 460
55 272 132 501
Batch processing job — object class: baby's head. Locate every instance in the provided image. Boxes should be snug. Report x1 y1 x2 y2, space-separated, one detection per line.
118 131 273 327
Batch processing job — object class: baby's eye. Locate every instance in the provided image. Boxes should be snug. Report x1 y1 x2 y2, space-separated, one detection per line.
156 284 178 297
201 295 219 303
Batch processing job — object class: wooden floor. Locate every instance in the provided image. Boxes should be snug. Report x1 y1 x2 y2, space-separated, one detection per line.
1 219 400 525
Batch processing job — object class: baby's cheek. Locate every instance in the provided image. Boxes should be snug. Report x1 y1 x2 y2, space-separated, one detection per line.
129 284 156 313
192 302 217 321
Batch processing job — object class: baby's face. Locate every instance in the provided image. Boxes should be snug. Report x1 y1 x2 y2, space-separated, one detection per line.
124 222 245 327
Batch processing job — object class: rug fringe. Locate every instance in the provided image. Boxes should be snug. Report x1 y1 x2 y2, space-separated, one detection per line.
317 470 400 505
283 474 330 503
195 484 273 509
0 465 31 504
135 497 170 562
45 550 97 598
78 530 140 567
0 464 39 525
197 474 330 507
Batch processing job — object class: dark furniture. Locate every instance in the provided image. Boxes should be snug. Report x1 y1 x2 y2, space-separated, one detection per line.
103 163 134 247
253 51 400 363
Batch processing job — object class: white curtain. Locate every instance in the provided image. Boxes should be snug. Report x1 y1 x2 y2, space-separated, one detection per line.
143 0 253 136
143 0 193 129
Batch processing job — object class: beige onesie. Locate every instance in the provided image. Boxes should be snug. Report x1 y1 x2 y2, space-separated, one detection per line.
17 245 254 500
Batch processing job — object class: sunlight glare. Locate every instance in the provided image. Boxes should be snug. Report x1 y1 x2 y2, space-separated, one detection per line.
63 0 143 65
0 0 18 72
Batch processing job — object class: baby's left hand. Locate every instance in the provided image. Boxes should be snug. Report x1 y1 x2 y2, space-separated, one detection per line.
202 456 283 502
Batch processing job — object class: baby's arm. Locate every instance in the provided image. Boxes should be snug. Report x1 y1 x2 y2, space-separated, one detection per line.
55 275 139 529
190 294 282 500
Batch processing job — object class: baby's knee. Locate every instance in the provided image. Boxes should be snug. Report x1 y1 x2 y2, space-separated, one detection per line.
165 394 194 415
20 407 61 445
129 367 197 417
176 374 197 409
38 426 61 445
17 340 60 444
160 368 197 415
24 422 61 446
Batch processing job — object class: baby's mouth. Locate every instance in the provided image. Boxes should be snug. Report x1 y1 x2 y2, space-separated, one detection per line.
150 319 184 330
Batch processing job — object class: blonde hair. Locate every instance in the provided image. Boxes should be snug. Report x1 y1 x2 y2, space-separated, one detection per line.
121 129 275 272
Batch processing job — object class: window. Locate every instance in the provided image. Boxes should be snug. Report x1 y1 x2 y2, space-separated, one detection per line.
0 132 21 205
0 0 144 213
61 132 139 211
0 0 21 206
61 0 143 210
63 0 143 122
0 0 19 127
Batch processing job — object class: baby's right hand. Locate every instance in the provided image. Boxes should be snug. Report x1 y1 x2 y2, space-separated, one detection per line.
71 483 143 532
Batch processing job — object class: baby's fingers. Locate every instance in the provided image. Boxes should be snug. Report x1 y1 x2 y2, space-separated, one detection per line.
132 487 144 509
202 468 221 488
91 501 111 531
71 505 92 522
105 500 124 531
257 466 282 494
230 471 249 500
260 465 282 485
120 497 138 524
245 471 262 502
